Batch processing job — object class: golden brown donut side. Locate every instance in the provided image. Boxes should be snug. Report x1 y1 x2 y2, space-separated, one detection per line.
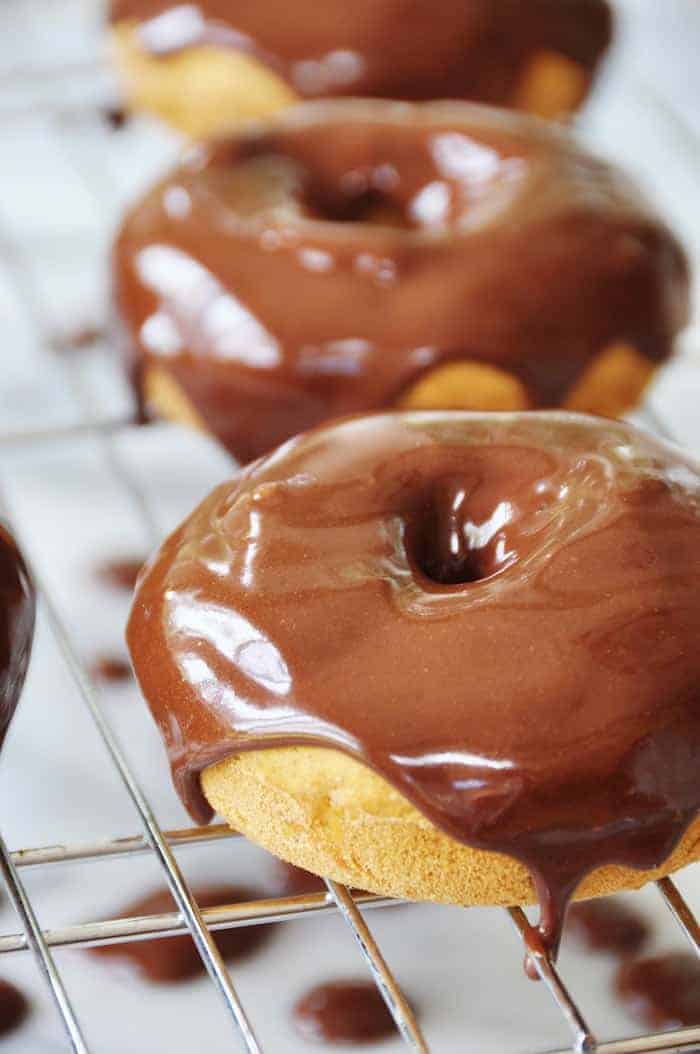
203 748 700 908
109 0 612 135
114 101 689 463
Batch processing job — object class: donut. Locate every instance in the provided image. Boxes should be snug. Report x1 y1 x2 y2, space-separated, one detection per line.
127 410 700 962
0 526 35 749
108 0 612 138
114 100 689 465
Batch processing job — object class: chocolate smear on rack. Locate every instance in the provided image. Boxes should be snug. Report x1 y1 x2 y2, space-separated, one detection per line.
615 953 700 1029
566 898 650 958
0 979 29 1038
90 885 271 982
96 557 145 592
91 654 133 685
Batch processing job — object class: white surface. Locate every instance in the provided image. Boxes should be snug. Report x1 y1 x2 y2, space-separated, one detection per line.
0 3 698 1052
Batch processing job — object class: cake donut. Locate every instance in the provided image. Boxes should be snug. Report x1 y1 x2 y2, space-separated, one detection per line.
109 0 613 138
127 411 700 963
0 526 35 747
114 100 689 465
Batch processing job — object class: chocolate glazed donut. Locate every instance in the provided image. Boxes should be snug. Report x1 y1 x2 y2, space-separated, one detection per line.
0 526 35 748
114 100 689 465
127 411 700 967
109 0 612 135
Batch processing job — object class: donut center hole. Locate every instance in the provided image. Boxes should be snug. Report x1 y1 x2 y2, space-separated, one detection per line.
304 185 410 228
408 476 506 586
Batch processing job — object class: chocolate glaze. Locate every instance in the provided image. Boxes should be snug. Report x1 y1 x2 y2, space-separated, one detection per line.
293 980 397 1044
615 953 700 1029
110 0 612 109
97 557 145 592
91 885 270 981
0 526 35 749
566 898 650 958
114 101 689 464
0 979 29 1038
126 411 700 963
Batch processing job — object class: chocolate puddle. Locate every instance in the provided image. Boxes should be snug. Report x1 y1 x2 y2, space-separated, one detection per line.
293 980 399 1044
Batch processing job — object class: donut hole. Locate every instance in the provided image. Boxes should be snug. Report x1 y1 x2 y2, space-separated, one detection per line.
412 521 484 586
407 476 506 587
302 183 410 229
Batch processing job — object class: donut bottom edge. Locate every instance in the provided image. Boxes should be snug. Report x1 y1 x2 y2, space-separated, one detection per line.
110 23 592 138
138 344 657 456
110 23 298 138
202 747 700 909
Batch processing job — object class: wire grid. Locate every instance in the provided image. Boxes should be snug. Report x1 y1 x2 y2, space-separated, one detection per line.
0 61 698 1054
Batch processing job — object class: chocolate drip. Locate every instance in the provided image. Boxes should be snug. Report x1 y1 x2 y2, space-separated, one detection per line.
0 979 28 1038
0 526 35 749
293 980 399 1044
615 953 700 1029
90 885 271 981
567 898 650 958
127 412 700 966
114 101 688 464
110 0 612 108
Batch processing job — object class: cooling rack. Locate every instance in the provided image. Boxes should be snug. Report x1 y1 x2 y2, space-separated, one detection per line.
0 9 699 1054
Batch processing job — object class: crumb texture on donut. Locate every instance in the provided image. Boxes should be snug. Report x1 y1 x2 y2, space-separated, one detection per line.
110 24 297 138
563 343 656 417
202 748 700 907
398 361 531 413
143 365 207 433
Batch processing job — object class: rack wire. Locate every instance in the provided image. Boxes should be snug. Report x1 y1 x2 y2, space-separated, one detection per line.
0 34 699 1054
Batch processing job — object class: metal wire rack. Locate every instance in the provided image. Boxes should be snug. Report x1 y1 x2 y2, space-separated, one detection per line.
0 32 699 1054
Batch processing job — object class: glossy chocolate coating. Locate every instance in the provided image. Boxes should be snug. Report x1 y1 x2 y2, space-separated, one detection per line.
615 953 700 1029
110 0 611 107
293 980 397 1044
114 101 688 463
0 526 35 748
0 979 29 1038
90 885 270 981
566 898 650 958
127 411 700 959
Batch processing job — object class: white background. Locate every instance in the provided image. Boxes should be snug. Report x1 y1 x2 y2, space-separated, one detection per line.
0 2 698 1052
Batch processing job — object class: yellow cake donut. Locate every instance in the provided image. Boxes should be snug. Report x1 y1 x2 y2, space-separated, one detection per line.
202 748 700 909
115 100 689 465
127 411 700 958
108 1 612 137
